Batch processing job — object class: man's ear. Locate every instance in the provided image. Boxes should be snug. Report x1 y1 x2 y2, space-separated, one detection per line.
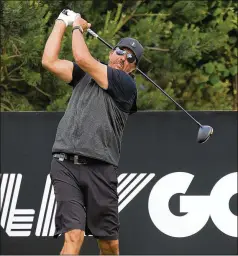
130 63 136 73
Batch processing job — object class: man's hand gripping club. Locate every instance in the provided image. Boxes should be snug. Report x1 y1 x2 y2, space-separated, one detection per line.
56 9 91 33
56 9 80 27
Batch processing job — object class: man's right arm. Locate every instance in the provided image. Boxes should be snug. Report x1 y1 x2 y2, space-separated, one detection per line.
107 67 137 114
41 20 73 83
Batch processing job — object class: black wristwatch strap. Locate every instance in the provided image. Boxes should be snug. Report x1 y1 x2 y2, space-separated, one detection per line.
72 25 83 34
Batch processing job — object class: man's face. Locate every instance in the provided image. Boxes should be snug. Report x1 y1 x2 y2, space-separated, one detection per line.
108 47 136 73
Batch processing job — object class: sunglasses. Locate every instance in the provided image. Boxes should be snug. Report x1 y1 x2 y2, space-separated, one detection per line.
115 47 136 64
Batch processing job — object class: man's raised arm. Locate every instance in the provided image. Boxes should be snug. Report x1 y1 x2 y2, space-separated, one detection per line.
72 16 108 89
42 10 77 83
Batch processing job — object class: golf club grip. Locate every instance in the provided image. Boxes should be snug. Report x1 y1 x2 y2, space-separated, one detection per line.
87 29 98 38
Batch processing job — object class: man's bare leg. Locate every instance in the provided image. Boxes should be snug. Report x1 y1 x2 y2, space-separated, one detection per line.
97 239 119 255
60 229 85 255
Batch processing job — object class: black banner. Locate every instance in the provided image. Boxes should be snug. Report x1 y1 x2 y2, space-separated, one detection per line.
0 111 237 255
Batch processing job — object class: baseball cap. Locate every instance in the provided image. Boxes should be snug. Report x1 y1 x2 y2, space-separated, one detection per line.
114 37 144 64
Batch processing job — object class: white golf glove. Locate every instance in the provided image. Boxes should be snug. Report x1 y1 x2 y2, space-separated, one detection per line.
56 9 80 27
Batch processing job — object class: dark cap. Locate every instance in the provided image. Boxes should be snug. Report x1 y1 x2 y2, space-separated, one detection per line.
114 37 144 64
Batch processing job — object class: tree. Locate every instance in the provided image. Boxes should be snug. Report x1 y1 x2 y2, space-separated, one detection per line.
127 0 237 110
1 1 51 110
1 0 237 111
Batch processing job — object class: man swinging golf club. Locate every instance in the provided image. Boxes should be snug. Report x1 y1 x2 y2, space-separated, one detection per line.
42 9 144 255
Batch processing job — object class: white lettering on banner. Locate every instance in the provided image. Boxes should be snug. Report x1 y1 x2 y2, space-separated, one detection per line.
148 172 237 238
1 172 237 237
35 175 56 237
209 172 237 237
118 173 155 212
0 173 154 237
0 174 35 237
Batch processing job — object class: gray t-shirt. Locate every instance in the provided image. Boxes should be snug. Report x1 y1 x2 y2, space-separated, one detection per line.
52 63 137 166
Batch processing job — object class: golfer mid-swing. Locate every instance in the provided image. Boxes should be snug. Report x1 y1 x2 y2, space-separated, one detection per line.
42 9 144 255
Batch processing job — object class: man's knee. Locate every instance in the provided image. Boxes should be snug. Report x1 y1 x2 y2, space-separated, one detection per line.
98 239 119 255
60 229 85 255
65 229 84 245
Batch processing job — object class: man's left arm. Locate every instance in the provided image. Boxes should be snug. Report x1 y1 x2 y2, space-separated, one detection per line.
72 17 108 89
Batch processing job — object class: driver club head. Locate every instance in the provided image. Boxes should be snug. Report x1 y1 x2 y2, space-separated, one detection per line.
197 125 213 144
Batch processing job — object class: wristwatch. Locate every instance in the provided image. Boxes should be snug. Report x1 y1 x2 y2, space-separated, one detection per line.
72 25 84 34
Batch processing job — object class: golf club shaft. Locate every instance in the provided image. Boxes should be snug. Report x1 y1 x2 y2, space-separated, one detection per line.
87 28 202 128
136 68 202 127
87 29 114 49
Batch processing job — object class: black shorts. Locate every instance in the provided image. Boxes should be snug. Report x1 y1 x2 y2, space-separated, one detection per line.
50 156 119 240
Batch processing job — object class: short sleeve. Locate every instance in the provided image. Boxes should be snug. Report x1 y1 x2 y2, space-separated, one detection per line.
68 62 86 87
107 66 137 114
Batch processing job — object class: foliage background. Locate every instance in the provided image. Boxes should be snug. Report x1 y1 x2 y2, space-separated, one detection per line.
1 0 237 111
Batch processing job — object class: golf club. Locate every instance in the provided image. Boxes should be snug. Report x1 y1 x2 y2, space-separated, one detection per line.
86 28 214 144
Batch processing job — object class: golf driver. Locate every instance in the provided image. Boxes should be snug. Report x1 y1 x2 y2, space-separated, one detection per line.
86 29 214 144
